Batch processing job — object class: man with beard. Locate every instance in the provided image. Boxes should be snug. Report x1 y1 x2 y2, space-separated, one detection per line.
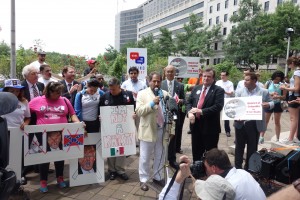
38 64 56 86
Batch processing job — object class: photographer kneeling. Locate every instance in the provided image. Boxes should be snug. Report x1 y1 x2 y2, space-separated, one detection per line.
159 148 266 200
159 155 236 200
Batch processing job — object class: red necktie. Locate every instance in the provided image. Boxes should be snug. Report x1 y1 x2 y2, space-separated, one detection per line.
196 87 206 118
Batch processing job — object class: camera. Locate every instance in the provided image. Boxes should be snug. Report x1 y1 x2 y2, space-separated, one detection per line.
190 160 206 179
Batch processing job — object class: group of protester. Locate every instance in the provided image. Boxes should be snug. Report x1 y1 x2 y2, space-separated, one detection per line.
1 50 300 199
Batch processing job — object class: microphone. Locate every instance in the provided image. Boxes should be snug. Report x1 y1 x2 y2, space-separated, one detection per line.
167 97 178 113
154 87 159 96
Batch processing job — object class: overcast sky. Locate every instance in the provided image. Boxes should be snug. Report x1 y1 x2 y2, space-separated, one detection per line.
0 0 145 58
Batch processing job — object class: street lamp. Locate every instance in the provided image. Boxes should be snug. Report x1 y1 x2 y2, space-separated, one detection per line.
285 28 294 76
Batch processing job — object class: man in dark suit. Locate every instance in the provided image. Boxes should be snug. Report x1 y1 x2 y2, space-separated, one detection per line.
186 68 224 162
21 64 44 103
60 66 79 107
161 65 185 169
20 64 45 184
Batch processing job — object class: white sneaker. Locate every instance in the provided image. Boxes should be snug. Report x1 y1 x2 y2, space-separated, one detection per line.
280 138 294 145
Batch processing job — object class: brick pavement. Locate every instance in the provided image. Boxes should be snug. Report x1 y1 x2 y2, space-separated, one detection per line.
18 112 291 200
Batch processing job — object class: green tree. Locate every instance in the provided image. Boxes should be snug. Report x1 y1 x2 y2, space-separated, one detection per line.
224 0 263 69
158 27 176 57
110 54 125 79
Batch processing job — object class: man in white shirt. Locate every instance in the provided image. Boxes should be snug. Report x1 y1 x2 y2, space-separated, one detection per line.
30 51 47 73
216 71 234 137
38 64 56 86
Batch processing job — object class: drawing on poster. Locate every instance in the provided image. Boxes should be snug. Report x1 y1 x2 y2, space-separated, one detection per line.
101 105 136 158
47 131 63 151
78 145 96 174
69 133 104 187
24 123 84 166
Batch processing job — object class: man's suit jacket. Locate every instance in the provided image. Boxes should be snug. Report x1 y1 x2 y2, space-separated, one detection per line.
136 87 168 142
60 80 79 107
161 79 185 108
21 80 44 102
186 83 224 135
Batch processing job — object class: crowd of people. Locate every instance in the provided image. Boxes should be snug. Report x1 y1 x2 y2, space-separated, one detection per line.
1 51 300 199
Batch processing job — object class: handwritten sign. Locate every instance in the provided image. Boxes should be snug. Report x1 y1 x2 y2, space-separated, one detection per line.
222 97 263 120
24 123 84 166
100 105 136 158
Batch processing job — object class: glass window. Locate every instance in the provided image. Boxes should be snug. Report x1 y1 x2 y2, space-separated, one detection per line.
277 0 283 4
217 3 220 11
209 18 212 26
214 42 218 50
264 1 269 12
216 16 219 24
223 27 227 35
225 0 229 8
293 0 297 3
206 59 210 65
234 0 238 5
224 14 228 22
210 6 213 13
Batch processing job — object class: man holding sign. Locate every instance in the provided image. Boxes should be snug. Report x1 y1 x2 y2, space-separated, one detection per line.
234 72 273 170
99 78 134 181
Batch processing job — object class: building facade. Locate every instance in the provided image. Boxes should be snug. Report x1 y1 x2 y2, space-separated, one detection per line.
115 7 143 51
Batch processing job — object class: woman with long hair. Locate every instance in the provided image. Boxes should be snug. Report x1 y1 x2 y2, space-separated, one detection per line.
29 82 81 193
280 57 300 145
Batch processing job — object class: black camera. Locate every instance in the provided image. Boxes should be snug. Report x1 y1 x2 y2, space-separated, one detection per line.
190 160 206 179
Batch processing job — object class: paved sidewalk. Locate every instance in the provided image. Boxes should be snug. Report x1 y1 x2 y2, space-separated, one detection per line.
18 112 291 200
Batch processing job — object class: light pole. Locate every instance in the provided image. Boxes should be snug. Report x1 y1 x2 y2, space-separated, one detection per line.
10 0 16 78
285 28 294 76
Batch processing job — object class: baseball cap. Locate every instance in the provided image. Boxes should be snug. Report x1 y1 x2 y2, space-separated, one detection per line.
195 175 236 200
4 79 25 89
38 50 46 55
87 59 97 65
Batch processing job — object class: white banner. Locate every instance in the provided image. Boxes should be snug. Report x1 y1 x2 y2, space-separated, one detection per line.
100 105 136 158
222 97 263 120
69 133 104 187
24 123 84 166
168 56 200 78
127 48 147 80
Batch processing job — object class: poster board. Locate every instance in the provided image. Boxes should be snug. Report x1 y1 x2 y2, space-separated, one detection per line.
24 123 84 166
69 133 104 187
222 97 263 120
168 56 200 78
100 105 136 158
7 127 22 180
127 48 147 80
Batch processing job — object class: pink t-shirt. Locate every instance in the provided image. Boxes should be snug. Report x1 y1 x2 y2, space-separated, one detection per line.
29 96 75 125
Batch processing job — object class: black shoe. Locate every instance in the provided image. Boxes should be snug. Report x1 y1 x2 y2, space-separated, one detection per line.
226 132 231 137
140 182 149 191
176 149 183 154
169 161 179 170
118 173 129 180
109 172 117 180
21 176 27 185
153 179 165 187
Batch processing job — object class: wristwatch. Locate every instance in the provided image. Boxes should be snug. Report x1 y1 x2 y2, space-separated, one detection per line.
293 178 300 193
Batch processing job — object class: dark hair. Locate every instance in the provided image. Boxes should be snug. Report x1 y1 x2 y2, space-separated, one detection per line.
128 66 139 74
44 82 64 98
287 56 300 66
87 79 100 88
243 68 254 73
245 72 257 81
3 87 26 102
221 71 229 76
205 148 232 170
61 65 74 77
271 71 285 82
149 71 162 81
40 64 51 72
204 68 216 78
108 77 120 86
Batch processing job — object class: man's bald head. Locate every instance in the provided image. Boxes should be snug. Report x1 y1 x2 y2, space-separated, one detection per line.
165 65 175 81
